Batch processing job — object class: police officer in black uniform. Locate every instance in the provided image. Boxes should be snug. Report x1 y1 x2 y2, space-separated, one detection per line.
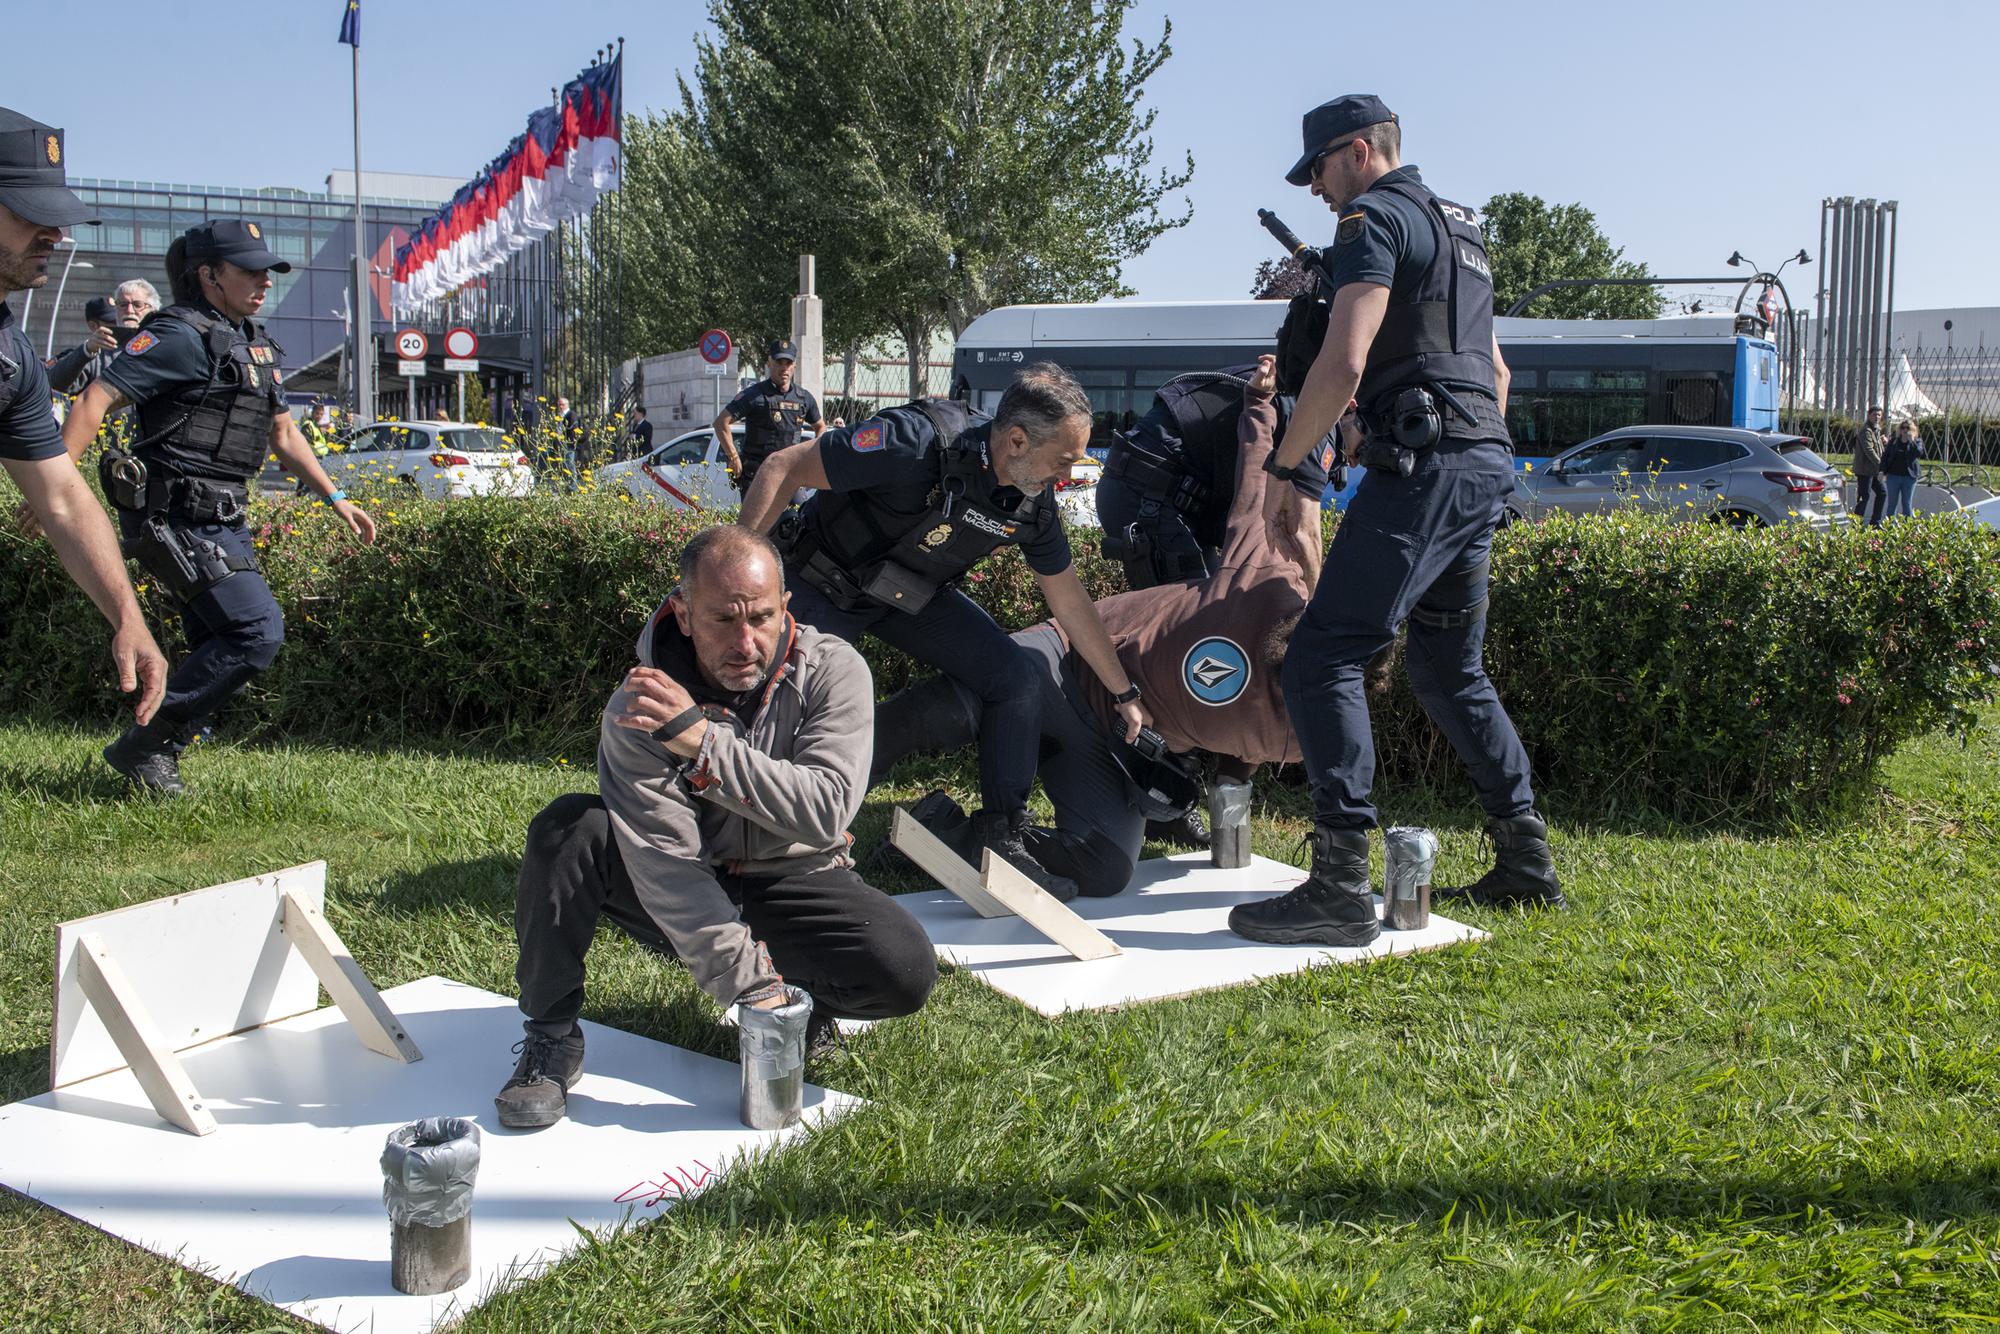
60 220 377 796
1231 95 1564 947
739 362 1152 901
715 339 824 500
1096 368 1335 591
0 106 168 725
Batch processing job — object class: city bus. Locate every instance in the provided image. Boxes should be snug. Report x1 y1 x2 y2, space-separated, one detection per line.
950 301 1781 460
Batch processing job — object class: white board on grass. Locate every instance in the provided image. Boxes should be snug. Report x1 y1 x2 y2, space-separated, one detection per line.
53 862 328 1087
899 851 1487 1017
0 976 861 1334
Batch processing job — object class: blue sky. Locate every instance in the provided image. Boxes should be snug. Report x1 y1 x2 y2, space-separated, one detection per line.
8 0 1993 317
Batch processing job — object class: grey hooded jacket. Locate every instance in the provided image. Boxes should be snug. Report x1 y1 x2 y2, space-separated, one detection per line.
596 602 875 1005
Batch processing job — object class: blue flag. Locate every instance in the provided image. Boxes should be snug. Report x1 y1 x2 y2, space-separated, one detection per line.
337 0 359 46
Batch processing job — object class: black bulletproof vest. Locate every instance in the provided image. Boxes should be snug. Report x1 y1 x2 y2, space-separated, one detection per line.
800 400 1047 593
131 304 283 481
1355 178 1509 443
740 382 813 463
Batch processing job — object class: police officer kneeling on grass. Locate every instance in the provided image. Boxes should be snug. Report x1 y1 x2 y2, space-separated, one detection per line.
60 221 377 796
738 363 1152 902
497 527 935 1128
1231 95 1564 947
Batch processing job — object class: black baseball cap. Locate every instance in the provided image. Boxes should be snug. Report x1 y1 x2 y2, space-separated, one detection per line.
183 219 291 273
766 338 798 362
0 107 99 228
83 296 116 324
1285 94 1398 187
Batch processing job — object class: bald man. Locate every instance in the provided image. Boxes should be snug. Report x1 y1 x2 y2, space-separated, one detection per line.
497 525 934 1128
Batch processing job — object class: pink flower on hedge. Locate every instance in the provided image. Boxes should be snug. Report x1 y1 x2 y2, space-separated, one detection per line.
1837 693 1852 705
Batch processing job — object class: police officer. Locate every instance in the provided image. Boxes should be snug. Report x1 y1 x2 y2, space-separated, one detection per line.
46 296 122 395
60 220 378 796
1096 367 1333 591
715 339 824 499
740 362 1151 901
0 106 167 725
1233 95 1563 946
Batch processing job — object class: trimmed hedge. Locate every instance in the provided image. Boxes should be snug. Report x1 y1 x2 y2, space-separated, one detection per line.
2 484 1996 819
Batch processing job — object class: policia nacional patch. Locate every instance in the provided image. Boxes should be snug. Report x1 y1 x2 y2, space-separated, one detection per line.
1336 211 1365 246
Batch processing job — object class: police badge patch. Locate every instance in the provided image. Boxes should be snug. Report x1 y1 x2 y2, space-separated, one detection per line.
249 345 275 364
1336 211 1365 246
922 524 952 548
43 135 60 166
124 332 156 356
247 222 262 240
852 423 885 452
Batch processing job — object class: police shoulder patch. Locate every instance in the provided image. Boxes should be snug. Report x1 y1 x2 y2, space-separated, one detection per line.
1182 636 1251 707
124 331 157 356
1336 211 1366 246
851 422 885 452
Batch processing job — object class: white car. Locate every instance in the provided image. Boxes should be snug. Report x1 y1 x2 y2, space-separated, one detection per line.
323 421 536 500
597 426 744 512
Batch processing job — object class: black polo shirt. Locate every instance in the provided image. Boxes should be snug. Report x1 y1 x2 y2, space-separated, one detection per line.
0 300 65 463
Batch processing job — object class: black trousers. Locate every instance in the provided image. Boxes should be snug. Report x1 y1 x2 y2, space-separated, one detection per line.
514 794 936 1038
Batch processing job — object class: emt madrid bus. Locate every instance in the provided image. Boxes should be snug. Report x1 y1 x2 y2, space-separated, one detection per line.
950 300 1781 459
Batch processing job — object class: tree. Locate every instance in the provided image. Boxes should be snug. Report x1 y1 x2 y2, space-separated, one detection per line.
647 0 1195 398
1482 192 1662 320
1250 255 1313 299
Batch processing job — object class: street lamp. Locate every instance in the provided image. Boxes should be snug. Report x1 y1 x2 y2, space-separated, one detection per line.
43 247 96 359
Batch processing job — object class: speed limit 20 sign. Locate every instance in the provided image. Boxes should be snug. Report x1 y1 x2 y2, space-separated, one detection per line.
395 329 430 360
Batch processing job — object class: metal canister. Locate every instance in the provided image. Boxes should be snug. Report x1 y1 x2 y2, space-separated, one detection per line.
1208 779 1253 869
738 985 814 1130
380 1117 481 1296
1382 826 1437 931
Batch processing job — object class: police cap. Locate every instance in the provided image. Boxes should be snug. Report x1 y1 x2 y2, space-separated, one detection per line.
83 296 116 325
183 219 292 274
766 338 798 362
1284 94 1397 187
0 106 99 228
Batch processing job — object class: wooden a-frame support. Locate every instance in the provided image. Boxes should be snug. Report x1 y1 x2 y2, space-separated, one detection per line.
890 807 1120 961
59 887 420 1137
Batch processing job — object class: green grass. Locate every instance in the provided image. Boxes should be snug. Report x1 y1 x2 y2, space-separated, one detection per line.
0 717 1996 1331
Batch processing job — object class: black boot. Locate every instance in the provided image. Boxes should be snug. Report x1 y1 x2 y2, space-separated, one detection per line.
1434 811 1566 910
973 808 1080 903
103 722 186 798
1145 805 1210 849
1228 826 1381 946
494 1027 587 1129
870 675 979 786
862 789 974 876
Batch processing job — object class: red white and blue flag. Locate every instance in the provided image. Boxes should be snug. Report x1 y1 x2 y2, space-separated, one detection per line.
391 53 622 318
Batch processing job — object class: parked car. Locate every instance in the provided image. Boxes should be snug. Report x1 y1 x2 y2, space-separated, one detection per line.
313 421 535 500
597 425 744 512
1506 425 1846 528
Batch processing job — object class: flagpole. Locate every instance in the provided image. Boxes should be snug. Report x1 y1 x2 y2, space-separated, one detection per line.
351 34 375 424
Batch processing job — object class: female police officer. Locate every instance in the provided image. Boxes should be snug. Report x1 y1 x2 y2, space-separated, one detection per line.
61 220 376 795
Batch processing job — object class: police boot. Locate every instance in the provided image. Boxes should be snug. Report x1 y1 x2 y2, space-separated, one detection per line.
870 676 978 786
1433 811 1566 910
973 808 1080 904
103 721 185 798
1227 826 1380 947
861 789 974 877
494 1028 586 1129
1145 806 1210 849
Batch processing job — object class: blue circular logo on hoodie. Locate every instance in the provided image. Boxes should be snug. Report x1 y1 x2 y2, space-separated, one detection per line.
1182 637 1250 706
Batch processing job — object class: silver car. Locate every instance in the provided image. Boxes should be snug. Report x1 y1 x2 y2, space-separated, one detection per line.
1508 426 1846 528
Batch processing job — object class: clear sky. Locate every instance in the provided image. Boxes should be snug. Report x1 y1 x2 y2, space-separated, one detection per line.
6 0 1992 316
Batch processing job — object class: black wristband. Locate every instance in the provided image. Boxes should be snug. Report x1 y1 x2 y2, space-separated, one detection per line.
652 705 706 742
1262 452 1301 483
1112 683 1143 705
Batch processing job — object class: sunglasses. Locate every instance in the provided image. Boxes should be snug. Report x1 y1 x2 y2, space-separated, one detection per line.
1310 137 1359 179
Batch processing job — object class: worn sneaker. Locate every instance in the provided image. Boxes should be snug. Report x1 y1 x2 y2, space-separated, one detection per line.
1228 826 1380 946
494 1029 586 1129
103 725 185 798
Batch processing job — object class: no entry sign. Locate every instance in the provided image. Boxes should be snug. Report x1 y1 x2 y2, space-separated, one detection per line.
443 327 478 359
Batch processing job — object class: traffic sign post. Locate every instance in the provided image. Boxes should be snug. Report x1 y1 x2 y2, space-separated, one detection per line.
395 330 430 421
443 327 479 418
396 329 430 360
699 329 734 419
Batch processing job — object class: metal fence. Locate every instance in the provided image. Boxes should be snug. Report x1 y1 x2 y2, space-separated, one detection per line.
1790 344 2000 468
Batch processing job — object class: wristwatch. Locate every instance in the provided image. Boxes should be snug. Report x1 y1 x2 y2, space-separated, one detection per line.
1112 683 1143 705
1261 453 1301 483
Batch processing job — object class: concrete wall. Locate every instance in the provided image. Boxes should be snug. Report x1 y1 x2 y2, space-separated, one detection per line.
630 348 751 434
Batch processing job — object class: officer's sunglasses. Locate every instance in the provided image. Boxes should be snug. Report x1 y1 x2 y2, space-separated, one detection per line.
1310 137 1359 180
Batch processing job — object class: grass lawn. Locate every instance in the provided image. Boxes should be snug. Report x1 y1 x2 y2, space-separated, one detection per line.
0 715 1995 1331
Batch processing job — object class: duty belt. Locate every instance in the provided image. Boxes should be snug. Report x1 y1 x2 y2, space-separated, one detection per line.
1103 448 1211 516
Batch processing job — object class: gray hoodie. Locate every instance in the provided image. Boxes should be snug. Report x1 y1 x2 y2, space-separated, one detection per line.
596 603 875 1005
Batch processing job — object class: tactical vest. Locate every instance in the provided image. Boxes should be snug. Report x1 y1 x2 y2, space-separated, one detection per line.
1354 178 1509 444
130 304 284 482
790 400 1046 612
740 383 812 464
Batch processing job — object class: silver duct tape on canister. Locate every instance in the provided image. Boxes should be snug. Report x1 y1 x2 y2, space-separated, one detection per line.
381 1116 481 1295
1382 826 1437 931
1209 779 1253 869
739 985 814 1130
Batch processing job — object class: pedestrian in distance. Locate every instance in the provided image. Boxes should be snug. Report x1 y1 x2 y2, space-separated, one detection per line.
0 105 168 727
1852 406 1888 526
61 220 376 796
1234 93 1564 948
1881 418 1924 519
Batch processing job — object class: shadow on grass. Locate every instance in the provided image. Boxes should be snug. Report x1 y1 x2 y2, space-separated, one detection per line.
0 757 134 806
0 1041 49 1105
372 853 520 916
